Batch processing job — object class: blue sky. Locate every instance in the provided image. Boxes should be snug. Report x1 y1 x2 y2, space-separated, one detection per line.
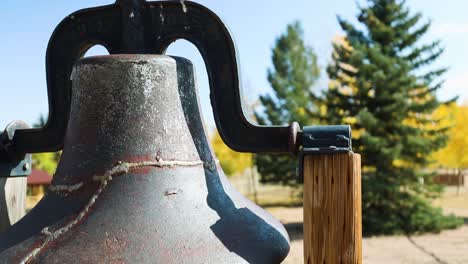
1 0 467 131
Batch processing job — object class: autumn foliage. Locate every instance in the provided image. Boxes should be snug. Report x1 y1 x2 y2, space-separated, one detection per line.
433 103 468 169
211 130 253 176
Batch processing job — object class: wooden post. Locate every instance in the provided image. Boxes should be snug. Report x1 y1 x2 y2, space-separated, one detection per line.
303 153 362 264
0 177 27 232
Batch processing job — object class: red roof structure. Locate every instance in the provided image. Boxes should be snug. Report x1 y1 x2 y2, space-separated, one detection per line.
27 169 52 185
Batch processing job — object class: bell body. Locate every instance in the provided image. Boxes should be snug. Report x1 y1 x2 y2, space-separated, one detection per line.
0 55 290 263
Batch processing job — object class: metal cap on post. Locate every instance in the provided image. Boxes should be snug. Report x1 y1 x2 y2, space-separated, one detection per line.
301 125 352 154
297 125 352 182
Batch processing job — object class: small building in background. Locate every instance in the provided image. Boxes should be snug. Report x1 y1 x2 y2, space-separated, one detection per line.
26 169 52 210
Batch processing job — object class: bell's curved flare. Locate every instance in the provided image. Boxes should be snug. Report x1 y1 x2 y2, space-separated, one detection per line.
0 55 290 263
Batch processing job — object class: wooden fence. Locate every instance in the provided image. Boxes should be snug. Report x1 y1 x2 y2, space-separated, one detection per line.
434 171 466 186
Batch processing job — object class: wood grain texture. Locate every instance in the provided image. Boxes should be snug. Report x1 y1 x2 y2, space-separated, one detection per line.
303 153 362 264
0 177 26 232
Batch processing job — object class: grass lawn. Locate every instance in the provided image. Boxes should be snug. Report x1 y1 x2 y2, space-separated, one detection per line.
434 186 468 208
433 186 468 218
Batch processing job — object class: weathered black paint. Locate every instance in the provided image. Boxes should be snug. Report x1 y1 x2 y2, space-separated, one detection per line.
0 55 290 263
2 0 299 157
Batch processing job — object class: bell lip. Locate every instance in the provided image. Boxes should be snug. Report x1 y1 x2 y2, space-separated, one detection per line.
75 54 193 67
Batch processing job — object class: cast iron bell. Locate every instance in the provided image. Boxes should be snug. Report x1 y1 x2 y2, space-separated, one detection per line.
0 1 303 263
1 54 290 263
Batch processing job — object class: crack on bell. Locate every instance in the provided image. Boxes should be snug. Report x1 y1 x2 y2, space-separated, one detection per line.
48 182 84 193
19 158 204 263
203 159 217 172
164 189 180 196
49 159 204 194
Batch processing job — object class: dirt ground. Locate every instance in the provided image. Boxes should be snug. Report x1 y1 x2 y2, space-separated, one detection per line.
267 187 468 264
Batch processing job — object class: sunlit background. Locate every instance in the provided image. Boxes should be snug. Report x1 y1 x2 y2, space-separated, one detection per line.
1 1 468 263
1 0 467 129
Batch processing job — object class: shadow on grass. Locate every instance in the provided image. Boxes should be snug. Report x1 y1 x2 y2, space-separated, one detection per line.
464 217 468 225
406 235 449 264
284 220 382 240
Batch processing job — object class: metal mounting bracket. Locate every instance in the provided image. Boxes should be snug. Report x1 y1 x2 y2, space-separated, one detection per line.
0 121 32 178
297 125 352 182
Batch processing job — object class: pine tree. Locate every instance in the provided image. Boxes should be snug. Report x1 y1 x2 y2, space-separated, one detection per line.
323 0 462 234
255 21 320 186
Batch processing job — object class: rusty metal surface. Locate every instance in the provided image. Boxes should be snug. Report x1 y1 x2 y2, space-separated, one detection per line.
6 0 299 156
0 55 289 263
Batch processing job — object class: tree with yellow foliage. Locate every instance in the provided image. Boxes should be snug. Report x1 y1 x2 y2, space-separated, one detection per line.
433 103 468 169
431 103 468 195
32 114 60 175
211 130 253 176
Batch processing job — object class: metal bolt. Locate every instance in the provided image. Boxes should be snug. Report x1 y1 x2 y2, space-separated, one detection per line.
23 163 30 171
